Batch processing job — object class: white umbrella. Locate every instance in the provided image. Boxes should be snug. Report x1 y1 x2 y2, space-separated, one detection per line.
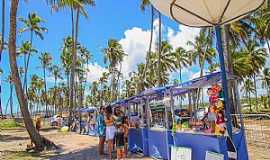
150 0 265 137
150 0 265 27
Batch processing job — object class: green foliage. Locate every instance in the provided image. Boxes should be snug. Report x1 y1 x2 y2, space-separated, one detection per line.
0 119 21 129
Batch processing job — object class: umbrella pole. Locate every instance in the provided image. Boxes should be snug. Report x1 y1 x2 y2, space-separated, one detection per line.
215 26 233 137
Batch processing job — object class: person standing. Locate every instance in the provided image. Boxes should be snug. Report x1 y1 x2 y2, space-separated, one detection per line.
105 106 116 159
96 106 106 156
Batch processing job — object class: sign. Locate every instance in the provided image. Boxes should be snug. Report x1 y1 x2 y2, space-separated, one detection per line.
205 151 224 160
171 146 192 160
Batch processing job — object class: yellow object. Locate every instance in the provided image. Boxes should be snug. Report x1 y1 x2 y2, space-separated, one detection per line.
60 126 69 132
216 100 224 111
215 124 224 135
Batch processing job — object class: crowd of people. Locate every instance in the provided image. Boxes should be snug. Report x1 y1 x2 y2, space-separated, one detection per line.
96 105 129 160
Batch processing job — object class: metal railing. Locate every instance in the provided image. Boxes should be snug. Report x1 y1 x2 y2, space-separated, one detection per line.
231 113 270 149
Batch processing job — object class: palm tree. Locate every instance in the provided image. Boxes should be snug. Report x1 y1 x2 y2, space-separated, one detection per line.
17 41 38 91
0 0 5 58
39 52 52 117
242 40 267 109
140 0 155 83
8 0 49 150
48 0 95 126
260 68 270 107
5 75 14 117
187 32 216 106
0 68 3 118
103 39 126 101
241 79 255 112
19 12 47 92
49 65 62 113
30 74 45 114
173 47 190 83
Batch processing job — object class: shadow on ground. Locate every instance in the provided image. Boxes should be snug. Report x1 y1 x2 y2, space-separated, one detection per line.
50 145 99 160
0 134 29 142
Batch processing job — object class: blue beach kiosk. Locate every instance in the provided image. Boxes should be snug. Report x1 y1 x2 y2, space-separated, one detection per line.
111 72 249 160
114 0 265 159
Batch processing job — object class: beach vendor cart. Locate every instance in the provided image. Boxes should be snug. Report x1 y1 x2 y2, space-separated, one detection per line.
144 0 264 159
78 107 97 135
112 72 248 160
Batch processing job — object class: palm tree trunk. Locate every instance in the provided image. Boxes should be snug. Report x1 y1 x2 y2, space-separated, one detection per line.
8 0 45 150
253 74 258 111
142 5 154 81
68 7 75 127
248 92 252 112
0 0 4 117
53 77 57 115
23 30 33 97
10 83 14 117
69 8 80 126
157 11 162 87
43 66 48 117
179 67 182 83
0 0 4 56
196 66 204 108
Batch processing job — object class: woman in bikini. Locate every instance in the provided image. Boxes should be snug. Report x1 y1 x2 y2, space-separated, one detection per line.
105 106 116 159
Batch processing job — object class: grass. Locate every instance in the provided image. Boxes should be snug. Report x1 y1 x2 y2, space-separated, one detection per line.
0 119 22 129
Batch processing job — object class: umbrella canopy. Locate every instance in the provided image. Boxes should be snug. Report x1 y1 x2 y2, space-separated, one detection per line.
150 0 265 27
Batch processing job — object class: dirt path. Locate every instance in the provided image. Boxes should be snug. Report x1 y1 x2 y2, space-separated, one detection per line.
1 126 270 160
0 127 150 160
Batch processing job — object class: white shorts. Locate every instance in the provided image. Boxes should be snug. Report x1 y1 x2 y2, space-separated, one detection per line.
106 126 116 141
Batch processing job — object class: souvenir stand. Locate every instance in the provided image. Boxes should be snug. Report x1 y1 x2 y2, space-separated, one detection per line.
112 72 248 160
78 107 97 135
112 96 151 155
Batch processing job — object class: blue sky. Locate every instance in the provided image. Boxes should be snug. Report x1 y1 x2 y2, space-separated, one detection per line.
1 0 189 114
1 1 267 114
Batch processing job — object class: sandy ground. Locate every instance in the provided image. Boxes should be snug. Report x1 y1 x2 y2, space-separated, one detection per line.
0 127 151 160
1 120 270 160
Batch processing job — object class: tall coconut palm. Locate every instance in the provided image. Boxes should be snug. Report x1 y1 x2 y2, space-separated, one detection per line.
8 0 50 150
241 79 255 112
49 64 62 113
103 39 126 101
48 0 95 126
173 47 190 83
19 13 47 91
5 75 14 117
39 52 52 117
17 41 38 91
260 68 270 107
0 0 5 58
242 40 267 109
0 68 3 117
140 0 155 83
30 74 45 114
260 68 270 94
187 32 216 106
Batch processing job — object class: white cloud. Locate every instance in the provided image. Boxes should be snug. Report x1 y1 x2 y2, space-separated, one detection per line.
119 26 156 78
167 25 200 50
118 22 200 79
86 20 200 82
86 63 108 83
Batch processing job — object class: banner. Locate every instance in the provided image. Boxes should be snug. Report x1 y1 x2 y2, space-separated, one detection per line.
205 151 224 160
171 146 192 160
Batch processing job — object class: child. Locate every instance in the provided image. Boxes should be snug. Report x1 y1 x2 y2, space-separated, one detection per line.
123 116 129 157
115 120 125 160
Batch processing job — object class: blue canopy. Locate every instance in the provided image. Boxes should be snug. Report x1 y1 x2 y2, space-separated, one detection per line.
110 72 238 106
79 107 97 113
